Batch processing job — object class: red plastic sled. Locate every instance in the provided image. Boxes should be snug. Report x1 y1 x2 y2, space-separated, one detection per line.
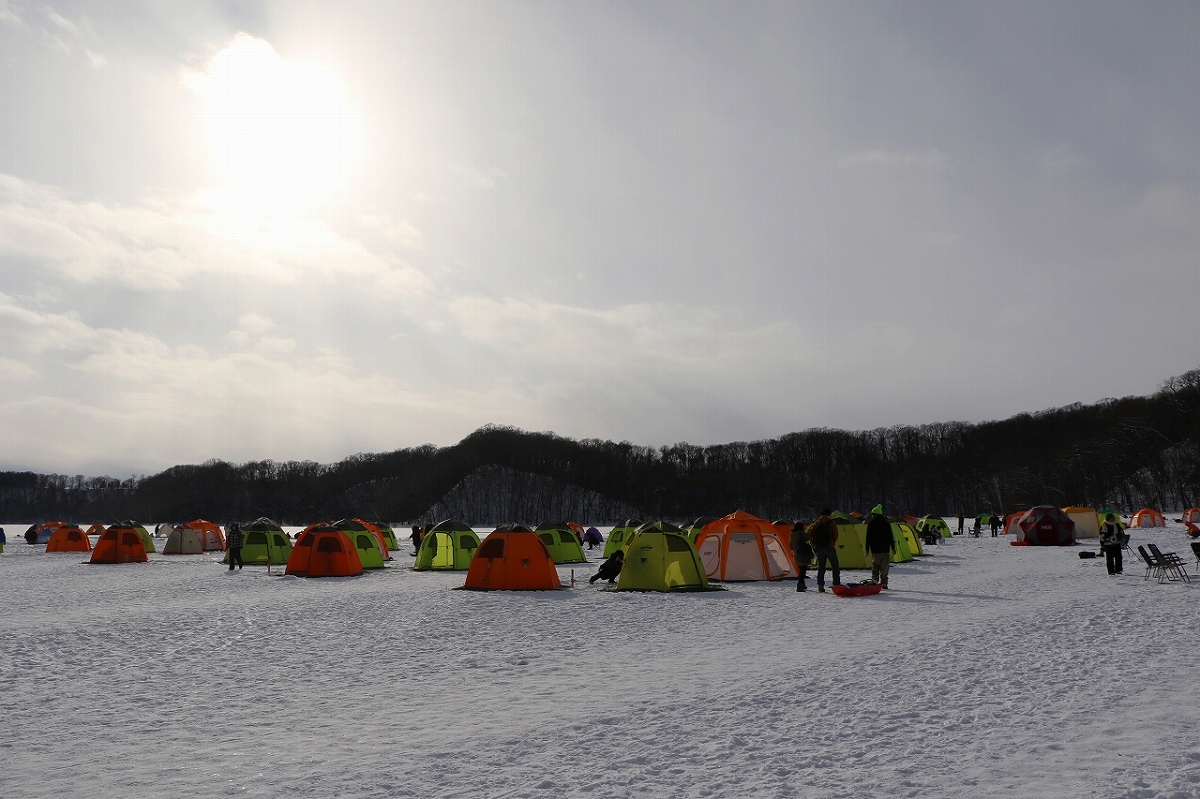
830 583 883 597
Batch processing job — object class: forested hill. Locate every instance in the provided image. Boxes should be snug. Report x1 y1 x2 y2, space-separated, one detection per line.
2 369 1197 525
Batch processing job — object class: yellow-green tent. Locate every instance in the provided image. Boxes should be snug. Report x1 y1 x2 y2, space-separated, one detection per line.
533 521 587 564
603 519 644 558
414 519 480 570
617 522 713 592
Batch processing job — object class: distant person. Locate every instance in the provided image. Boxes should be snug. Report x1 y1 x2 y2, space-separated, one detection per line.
789 521 814 592
807 509 841 593
972 516 982 537
226 524 244 570
583 527 603 549
864 505 896 589
957 515 964 535
0 527 5 553
589 550 625 584
990 515 1000 537
1099 513 1123 575
409 525 423 555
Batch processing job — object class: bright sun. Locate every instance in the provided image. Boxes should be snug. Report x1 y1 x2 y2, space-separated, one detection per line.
190 34 360 215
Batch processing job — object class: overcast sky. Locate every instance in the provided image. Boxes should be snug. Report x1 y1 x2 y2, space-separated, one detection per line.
0 1 1196 475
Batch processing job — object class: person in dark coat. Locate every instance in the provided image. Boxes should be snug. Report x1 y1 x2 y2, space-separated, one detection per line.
864 505 896 588
1098 513 1124 575
589 549 625 584
789 521 813 592
409 525 423 556
226 524 244 570
807 509 841 593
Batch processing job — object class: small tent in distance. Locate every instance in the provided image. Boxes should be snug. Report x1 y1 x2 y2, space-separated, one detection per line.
226 518 293 565
1012 507 1076 546
116 521 156 553
162 525 204 555
618 522 713 592
916 516 952 539
603 519 643 558
335 519 390 567
1182 508 1200 525
414 519 480 570
695 511 798 582
891 518 923 558
181 519 225 551
534 521 588 564
461 524 562 591
45 525 91 553
90 524 148 563
354 519 400 553
285 525 364 577
1062 507 1100 539
1130 508 1165 528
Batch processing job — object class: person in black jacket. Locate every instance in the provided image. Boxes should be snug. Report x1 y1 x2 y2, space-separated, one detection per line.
789 521 813 592
589 550 625 584
226 524 244 570
864 505 896 588
807 509 841 593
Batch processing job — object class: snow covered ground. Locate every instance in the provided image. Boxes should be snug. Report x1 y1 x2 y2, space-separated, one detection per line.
2 522 1199 799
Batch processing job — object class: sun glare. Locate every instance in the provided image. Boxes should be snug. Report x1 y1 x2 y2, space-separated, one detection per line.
192 33 360 215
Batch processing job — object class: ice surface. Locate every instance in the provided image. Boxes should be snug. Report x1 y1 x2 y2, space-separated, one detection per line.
2 523 1198 798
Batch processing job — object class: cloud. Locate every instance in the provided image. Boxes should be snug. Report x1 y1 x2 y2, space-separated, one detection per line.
0 355 37 380
838 148 951 171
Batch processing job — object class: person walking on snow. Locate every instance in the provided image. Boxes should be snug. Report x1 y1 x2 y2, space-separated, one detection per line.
789 521 814 591
1099 513 1123 575
226 523 244 570
807 509 841 593
864 505 896 588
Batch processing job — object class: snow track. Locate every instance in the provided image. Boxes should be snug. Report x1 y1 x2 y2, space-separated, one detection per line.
2 526 1198 798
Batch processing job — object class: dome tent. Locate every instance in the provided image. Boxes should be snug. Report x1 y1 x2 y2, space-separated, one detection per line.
682 517 717 545
335 518 390 566
354 519 400 553
695 510 798 582
181 519 225 551
162 526 205 555
84 523 106 537
225 518 293 565
915 516 952 539
1012 506 1076 546
90 524 148 563
1062 507 1100 539
891 518 923 558
618 522 714 592
533 521 588 564
829 511 869 569
45 525 91 553
116 521 156 553
461 524 562 591
1004 511 1028 536
285 525 364 577
30 521 69 545
414 519 480 571
603 519 644 558
1182 508 1200 524
1130 508 1165 528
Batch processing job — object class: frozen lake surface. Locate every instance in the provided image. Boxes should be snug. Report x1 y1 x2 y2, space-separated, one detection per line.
2 522 1199 798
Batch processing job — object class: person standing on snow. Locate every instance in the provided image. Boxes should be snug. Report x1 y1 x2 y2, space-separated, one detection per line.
864 505 896 588
807 509 841 593
789 521 813 592
226 523 244 570
1099 513 1124 575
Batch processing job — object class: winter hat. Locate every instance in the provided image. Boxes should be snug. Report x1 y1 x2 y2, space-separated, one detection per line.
871 504 883 516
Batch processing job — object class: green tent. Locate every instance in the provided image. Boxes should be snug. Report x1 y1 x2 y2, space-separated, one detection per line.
121 520 156 554
224 517 293 565
681 516 717 545
886 520 916 562
414 519 480 570
603 519 644 558
892 519 925 557
374 522 401 552
534 521 587 564
337 519 393 562
617 522 713 592
333 519 386 569
1097 508 1126 530
916 515 952 538
829 512 869 568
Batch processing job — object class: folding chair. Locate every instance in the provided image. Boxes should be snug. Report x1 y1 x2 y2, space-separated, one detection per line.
1138 546 1162 581
1122 533 1138 563
1147 543 1191 583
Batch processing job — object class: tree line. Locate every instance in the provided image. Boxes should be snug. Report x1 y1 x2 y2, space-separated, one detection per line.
2 368 1197 525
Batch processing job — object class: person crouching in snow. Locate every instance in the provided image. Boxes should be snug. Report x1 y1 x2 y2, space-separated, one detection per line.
864 505 896 588
1099 513 1123 575
589 550 625 584
789 521 813 591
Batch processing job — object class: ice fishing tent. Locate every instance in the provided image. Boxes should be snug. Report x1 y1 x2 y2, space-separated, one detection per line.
85 523 106 537
414 519 480 570
618 522 711 592
534 521 588 564
285 525 364 577
331 519 387 569
1061 507 1100 539
1183 508 1200 524
1003 511 1027 536
355 519 400 552
1012 506 1076 546
33 521 70 545
915 516 952 539
461 524 562 591
45 525 91 553
887 519 918 561
1130 508 1165 528
181 519 225 551
828 512 869 568
582 527 604 547
162 526 204 554
90 524 149 563
695 510 798 581
118 521 156 553
603 519 644 557
680 517 716 545
225 518 293 565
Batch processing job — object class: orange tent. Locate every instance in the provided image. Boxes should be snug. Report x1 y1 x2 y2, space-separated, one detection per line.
85 523 106 537
90 524 148 563
46 525 91 553
566 522 585 543
461 524 562 591
182 519 226 551
1003 511 1027 535
1182 508 1200 524
1131 508 1166 528
695 510 799 581
285 525 364 577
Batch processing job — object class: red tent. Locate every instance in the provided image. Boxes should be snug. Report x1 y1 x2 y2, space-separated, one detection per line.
1013 506 1076 546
